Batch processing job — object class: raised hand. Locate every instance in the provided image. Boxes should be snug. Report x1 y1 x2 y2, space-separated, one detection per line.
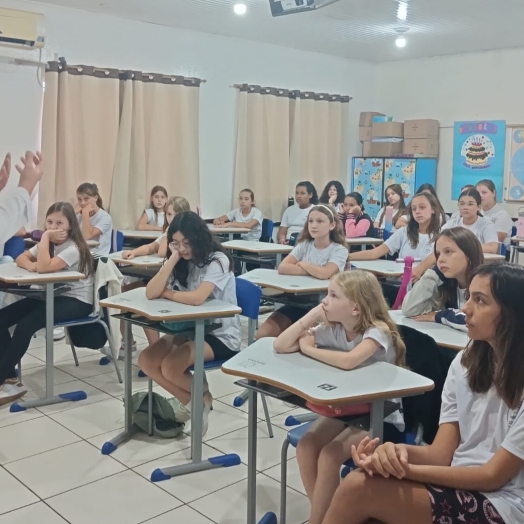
0 153 11 192
16 151 44 195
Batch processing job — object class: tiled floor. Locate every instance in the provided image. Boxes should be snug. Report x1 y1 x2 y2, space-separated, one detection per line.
0 320 310 524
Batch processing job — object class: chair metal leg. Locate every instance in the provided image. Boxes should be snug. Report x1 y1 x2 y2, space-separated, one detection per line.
148 379 153 436
260 394 274 438
280 439 291 524
17 361 22 382
100 322 123 384
66 329 80 367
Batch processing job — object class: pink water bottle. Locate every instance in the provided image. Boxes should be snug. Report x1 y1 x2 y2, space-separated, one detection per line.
517 207 524 238
392 256 414 310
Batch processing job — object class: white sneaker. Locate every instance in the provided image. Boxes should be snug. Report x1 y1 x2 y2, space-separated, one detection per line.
0 382 27 407
185 394 213 437
53 327 65 341
167 397 192 424
100 339 137 360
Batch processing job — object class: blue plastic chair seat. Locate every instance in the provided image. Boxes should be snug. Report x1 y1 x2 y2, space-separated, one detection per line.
55 316 97 327
287 421 314 448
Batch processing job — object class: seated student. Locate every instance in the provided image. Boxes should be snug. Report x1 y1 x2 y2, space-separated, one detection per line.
0 202 94 406
273 270 406 524
450 183 475 220
402 227 484 331
136 186 168 231
477 179 513 248
257 204 347 339
139 211 240 436
323 263 524 524
278 181 318 244
374 184 407 232
76 183 113 255
213 188 264 241
319 180 346 218
342 192 375 239
397 183 447 228
348 192 441 263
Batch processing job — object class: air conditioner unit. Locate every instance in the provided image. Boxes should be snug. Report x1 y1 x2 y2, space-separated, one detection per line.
269 0 340 17
0 8 45 50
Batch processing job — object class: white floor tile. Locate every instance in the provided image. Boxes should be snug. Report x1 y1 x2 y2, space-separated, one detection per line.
20 352 45 370
17 366 77 393
0 467 39 515
190 473 310 524
145 506 214 524
88 428 191 468
134 444 248 503
5 441 126 499
27 342 96 364
0 404 43 429
46 470 182 524
206 421 293 471
0 503 67 524
49 398 125 439
264 457 307 495
55 353 124 380
206 370 244 399
82 367 148 397
200 402 250 442
0 417 80 465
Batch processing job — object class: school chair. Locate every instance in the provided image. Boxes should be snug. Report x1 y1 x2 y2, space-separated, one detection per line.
288 232 299 246
260 219 274 243
110 230 124 253
510 226 523 263
235 219 277 272
3 236 25 259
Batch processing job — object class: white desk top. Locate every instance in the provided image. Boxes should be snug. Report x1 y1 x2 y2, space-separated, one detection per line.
222 240 293 254
239 268 329 293
24 238 99 248
222 338 434 406
100 287 241 321
109 252 163 267
484 253 505 261
345 237 383 246
120 230 160 240
0 262 85 284
350 259 416 277
207 224 251 235
389 310 468 350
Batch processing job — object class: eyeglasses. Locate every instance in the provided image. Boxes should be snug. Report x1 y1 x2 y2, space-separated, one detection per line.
458 202 477 208
169 241 190 250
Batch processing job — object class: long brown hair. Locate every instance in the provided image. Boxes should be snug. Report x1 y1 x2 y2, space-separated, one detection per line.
434 228 484 308
163 196 190 232
149 185 168 223
45 202 94 277
461 263 524 409
406 193 441 248
298 204 346 247
382 184 406 227
333 270 406 366
77 183 104 210
416 183 447 226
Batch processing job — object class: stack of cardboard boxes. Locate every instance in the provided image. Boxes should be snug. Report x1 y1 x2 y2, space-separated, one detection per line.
403 119 439 157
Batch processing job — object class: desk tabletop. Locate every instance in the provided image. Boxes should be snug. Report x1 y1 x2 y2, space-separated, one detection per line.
239 268 329 293
108 252 163 267
389 310 468 350
222 240 293 254
24 238 99 248
483 253 505 261
0 263 85 284
222 338 434 405
350 259 415 277
207 224 251 235
100 287 241 321
120 230 160 240
345 237 383 246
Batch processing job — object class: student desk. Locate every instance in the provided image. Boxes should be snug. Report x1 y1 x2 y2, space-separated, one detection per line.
207 224 251 241
483 253 505 261
389 310 468 351
345 237 383 251
0 263 87 411
120 230 160 241
99 287 242 481
222 240 292 267
24 238 99 249
350 259 417 277
108 252 163 280
239 268 329 294
222 338 434 524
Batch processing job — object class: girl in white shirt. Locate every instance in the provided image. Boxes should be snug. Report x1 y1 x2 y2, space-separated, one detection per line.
278 181 318 244
274 270 406 524
374 184 407 231
141 211 241 437
213 189 264 241
76 183 113 255
0 202 94 406
257 205 348 339
477 179 514 247
136 186 168 231
325 263 524 524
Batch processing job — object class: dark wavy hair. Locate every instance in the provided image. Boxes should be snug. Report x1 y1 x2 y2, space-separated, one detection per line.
296 181 319 205
319 180 345 205
462 263 524 409
406 192 442 248
45 202 94 277
166 211 233 288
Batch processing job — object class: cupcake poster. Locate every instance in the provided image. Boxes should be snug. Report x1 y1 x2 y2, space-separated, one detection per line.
452 120 506 200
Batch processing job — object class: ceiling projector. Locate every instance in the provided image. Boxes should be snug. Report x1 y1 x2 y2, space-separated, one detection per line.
269 0 340 17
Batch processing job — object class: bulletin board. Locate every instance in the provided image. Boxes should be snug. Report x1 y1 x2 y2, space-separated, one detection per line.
504 125 524 201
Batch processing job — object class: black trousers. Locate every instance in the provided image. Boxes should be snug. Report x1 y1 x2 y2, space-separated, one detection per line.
0 297 93 384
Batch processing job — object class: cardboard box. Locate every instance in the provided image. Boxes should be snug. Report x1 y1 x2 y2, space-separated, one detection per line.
371 122 404 139
363 141 403 157
359 111 385 127
403 138 439 157
359 126 372 141
404 119 440 139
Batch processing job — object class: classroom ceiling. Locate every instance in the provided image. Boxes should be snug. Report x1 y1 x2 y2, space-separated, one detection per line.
33 0 523 62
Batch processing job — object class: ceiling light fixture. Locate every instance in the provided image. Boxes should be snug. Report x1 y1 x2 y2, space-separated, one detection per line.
395 36 406 48
397 1 407 21
234 2 247 15
394 26 409 48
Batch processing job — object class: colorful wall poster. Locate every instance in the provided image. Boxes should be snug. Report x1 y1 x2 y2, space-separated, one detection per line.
505 126 524 201
452 120 506 199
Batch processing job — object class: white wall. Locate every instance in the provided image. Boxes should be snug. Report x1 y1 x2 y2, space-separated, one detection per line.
0 0 377 219
376 47 524 216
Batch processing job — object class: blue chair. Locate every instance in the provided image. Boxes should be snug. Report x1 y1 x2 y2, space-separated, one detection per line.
260 219 274 243
3 236 25 259
110 230 124 253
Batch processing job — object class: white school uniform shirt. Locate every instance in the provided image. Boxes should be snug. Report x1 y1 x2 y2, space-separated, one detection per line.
0 187 32 249
154 232 166 245
313 323 404 431
144 208 165 228
384 227 434 260
441 353 524 523
482 204 513 246
167 251 241 351
226 207 264 241
77 209 113 255
442 215 498 245
281 204 314 239
290 240 348 272
29 240 94 305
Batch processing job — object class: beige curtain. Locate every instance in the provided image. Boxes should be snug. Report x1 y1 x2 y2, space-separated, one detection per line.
40 62 120 224
110 72 201 229
289 92 350 192
233 85 290 222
